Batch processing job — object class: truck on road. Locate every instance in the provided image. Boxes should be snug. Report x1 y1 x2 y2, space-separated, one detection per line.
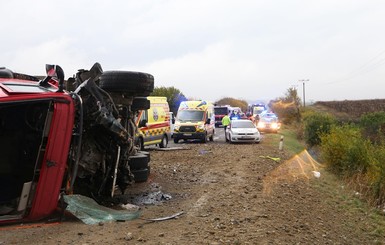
214 105 232 127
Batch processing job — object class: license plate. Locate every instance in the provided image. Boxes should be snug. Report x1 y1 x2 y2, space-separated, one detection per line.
183 133 192 136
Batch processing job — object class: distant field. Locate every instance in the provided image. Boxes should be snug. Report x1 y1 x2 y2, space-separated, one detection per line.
312 99 385 121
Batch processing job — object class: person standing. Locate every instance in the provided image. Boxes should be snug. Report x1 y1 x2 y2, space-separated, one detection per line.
254 114 260 124
222 114 231 135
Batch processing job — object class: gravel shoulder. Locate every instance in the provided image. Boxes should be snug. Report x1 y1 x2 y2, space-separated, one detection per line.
1 130 384 244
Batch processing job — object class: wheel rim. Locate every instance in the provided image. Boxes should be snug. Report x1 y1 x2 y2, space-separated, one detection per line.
162 136 168 147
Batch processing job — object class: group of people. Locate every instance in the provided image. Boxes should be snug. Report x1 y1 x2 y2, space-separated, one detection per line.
221 111 260 133
229 110 241 120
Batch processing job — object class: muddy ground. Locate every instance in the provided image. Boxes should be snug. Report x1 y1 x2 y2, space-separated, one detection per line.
1 129 385 244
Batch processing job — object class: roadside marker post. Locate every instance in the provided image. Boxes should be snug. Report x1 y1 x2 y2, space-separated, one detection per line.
279 135 284 151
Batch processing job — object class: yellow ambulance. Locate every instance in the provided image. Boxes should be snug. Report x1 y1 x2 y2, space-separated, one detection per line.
173 100 215 143
135 96 171 149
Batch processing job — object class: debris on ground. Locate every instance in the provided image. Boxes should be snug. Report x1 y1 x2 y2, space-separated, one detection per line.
259 155 281 162
63 195 140 225
153 147 191 151
144 211 184 222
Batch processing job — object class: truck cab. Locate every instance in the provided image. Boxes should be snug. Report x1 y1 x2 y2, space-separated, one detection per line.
214 105 232 127
0 63 154 224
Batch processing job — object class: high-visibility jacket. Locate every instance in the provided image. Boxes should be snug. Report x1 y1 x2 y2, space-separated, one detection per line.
222 115 231 126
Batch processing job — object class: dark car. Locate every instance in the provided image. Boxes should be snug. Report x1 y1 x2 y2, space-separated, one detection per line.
257 113 281 133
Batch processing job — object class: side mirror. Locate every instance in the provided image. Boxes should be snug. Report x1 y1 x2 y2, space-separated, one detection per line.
172 118 175 124
206 118 211 124
39 64 65 92
139 119 147 128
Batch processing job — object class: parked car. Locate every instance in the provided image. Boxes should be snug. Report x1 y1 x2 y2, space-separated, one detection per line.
225 119 261 143
257 113 281 133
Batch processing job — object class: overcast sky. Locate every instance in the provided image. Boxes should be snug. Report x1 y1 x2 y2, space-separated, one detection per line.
2 0 385 103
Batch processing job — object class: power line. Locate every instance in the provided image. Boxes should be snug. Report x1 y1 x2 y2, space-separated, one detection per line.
327 49 385 85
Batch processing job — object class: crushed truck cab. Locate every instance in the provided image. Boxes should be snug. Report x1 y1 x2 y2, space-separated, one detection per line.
173 100 215 143
0 63 154 224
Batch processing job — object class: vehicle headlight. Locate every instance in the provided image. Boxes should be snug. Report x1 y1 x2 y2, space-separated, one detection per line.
257 122 265 128
174 125 180 131
271 123 278 129
197 124 205 130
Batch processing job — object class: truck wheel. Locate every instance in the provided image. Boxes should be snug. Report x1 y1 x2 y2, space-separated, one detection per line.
132 168 149 183
129 154 149 170
138 150 150 162
132 97 150 111
136 137 144 151
202 133 207 143
173 138 179 143
99 71 154 96
159 134 168 148
209 130 214 142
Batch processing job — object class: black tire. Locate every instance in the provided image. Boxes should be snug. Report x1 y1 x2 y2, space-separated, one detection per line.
202 133 207 143
174 138 179 144
136 137 144 151
99 71 154 96
129 154 149 170
132 97 150 111
159 134 168 148
209 131 214 142
138 150 150 162
225 134 229 142
132 168 149 183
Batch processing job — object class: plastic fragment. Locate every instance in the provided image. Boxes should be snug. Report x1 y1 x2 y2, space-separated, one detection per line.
259 155 281 162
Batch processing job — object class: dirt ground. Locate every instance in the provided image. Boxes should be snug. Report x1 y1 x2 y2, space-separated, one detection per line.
1 130 385 244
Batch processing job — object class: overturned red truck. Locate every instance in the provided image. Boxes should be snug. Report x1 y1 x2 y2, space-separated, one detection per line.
0 63 153 224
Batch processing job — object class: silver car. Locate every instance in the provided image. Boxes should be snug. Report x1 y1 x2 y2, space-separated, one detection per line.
225 119 261 143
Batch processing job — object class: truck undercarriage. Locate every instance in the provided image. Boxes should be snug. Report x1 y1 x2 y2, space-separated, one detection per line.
0 63 154 222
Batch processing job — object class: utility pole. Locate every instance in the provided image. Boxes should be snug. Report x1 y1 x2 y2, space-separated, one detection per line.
299 79 309 107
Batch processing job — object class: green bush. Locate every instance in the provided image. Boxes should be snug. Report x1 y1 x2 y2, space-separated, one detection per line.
303 112 335 147
320 125 374 176
321 125 385 205
315 112 385 206
360 112 385 144
370 145 385 204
